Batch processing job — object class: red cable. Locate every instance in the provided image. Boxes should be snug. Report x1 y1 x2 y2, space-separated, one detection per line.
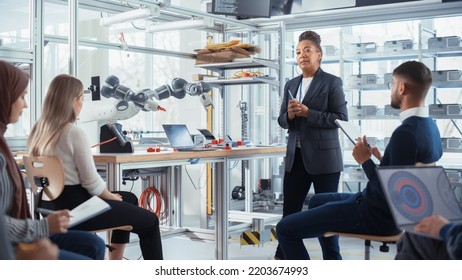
139 186 163 217
91 136 117 148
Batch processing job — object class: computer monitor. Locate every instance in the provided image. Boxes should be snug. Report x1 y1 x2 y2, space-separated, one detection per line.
211 0 272 18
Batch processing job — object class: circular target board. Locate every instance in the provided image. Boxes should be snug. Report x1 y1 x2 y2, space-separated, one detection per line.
388 171 433 222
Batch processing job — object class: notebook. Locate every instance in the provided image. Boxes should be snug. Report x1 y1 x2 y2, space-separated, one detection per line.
376 166 462 238
335 119 362 145
68 196 111 228
162 124 219 151
37 196 111 228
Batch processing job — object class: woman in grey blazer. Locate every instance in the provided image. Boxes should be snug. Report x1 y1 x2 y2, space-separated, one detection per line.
275 31 348 259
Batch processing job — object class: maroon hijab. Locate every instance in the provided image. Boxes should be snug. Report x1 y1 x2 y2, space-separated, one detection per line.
0 60 30 219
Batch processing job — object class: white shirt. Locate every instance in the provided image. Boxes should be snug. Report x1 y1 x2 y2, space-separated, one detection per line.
54 124 106 196
299 77 313 102
399 106 429 122
296 77 313 148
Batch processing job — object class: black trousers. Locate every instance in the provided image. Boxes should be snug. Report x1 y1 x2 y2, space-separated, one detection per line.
275 148 340 259
40 185 163 260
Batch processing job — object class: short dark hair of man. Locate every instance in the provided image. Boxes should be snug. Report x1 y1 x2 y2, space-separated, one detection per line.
393 60 433 93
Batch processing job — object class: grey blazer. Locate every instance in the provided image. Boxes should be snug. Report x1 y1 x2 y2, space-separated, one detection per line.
278 68 348 174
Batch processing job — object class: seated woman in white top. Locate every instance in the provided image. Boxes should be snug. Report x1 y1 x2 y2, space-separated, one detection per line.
27 74 163 260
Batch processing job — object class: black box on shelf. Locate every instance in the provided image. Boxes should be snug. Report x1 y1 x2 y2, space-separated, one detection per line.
384 105 400 116
383 39 413 52
442 138 462 152
432 70 462 82
428 36 461 49
349 105 378 117
429 104 462 116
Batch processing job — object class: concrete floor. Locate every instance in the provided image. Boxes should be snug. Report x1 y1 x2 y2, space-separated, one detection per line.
113 232 397 260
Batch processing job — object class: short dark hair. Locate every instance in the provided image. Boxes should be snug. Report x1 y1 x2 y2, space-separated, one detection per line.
299 31 322 52
393 61 432 91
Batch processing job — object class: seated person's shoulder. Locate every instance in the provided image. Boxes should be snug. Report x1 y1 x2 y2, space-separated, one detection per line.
67 123 85 137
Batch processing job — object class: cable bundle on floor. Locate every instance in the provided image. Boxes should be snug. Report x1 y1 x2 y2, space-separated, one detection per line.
139 186 164 218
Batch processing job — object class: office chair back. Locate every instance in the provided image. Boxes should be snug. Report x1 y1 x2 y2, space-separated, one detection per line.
23 155 133 258
22 155 65 201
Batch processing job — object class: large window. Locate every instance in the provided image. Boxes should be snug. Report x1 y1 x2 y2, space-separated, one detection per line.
0 0 32 142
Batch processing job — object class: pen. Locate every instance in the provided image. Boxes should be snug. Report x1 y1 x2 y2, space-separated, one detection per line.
288 90 294 99
36 208 55 216
37 207 72 217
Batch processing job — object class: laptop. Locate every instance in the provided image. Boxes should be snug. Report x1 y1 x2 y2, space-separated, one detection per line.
376 166 462 238
197 128 216 141
162 124 219 151
335 119 362 145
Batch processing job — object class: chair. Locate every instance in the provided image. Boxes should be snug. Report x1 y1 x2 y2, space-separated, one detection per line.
22 155 133 254
324 231 404 260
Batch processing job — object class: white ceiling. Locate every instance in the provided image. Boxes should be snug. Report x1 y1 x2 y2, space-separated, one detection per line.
1 0 461 34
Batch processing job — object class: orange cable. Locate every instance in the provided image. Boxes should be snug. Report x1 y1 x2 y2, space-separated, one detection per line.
139 186 164 218
91 137 117 148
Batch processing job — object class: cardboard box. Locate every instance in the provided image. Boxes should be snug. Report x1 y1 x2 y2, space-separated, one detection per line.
194 47 251 65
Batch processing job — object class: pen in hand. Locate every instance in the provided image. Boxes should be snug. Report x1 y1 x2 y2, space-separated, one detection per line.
37 208 73 218
288 90 295 100
36 208 55 216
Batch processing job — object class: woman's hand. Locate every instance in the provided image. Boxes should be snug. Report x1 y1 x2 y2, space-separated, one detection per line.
99 189 122 201
288 99 309 119
110 193 123 201
287 99 299 120
46 210 71 234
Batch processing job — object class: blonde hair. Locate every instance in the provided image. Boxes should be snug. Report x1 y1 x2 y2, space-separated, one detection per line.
28 74 83 156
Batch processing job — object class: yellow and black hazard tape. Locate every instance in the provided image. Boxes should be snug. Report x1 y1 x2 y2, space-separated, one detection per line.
240 227 278 245
270 227 277 241
240 231 261 245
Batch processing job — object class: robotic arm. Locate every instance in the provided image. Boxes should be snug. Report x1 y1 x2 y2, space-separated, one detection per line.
102 75 213 110
79 75 213 123
150 77 214 109
101 75 165 112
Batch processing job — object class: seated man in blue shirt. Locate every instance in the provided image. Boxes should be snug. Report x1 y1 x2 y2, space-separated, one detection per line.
276 60 443 260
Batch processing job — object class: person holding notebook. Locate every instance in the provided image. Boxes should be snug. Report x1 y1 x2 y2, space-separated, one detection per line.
276 60 443 259
27 74 163 260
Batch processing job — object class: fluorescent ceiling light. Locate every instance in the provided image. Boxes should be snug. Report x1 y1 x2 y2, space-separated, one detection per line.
100 6 161 26
146 18 214 33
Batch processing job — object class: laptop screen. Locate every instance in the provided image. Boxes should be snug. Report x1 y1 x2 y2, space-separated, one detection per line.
162 124 195 149
376 166 462 227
